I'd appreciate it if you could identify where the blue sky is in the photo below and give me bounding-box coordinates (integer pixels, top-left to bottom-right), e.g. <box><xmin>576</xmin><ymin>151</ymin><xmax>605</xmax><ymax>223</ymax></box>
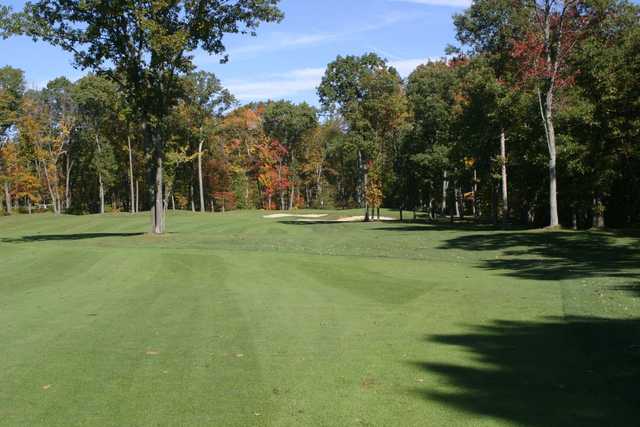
<box><xmin>0</xmin><ymin>0</ymin><xmax>470</xmax><ymax>105</ymax></box>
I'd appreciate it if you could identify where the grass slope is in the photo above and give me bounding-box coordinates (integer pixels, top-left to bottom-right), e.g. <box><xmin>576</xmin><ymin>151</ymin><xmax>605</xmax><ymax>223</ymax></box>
<box><xmin>1</xmin><ymin>210</ymin><xmax>639</xmax><ymax>426</ymax></box>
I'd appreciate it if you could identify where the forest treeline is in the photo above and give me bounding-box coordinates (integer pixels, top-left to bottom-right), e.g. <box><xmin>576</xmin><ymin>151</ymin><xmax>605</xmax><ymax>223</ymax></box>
<box><xmin>0</xmin><ymin>0</ymin><xmax>639</xmax><ymax>229</ymax></box>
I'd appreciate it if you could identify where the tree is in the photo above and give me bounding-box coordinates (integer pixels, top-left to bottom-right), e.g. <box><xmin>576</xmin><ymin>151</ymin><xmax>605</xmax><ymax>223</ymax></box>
<box><xmin>262</xmin><ymin>101</ymin><xmax>317</xmax><ymax>209</ymax></box>
<box><xmin>0</xmin><ymin>66</ymin><xmax>25</xmax><ymax>214</ymax></box>
<box><xmin>17</xmin><ymin>0</ymin><xmax>283</xmax><ymax>233</ymax></box>
<box><xmin>179</xmin><ymin>71</ymin><xmax>235</xmax><ymax>213</ymax></box>
<box><xmin>73</xmin><ymin>75</ymin><xmax>121</xmax><ymax>213</ymax></box>
<box><xmin>319</xmin><ymin>53</ymin><xmax>408</xmax><ymax>219</ymax></box>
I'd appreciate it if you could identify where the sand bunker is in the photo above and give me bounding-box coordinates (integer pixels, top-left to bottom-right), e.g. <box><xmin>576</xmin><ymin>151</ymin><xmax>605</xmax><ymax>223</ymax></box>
<box><xmin>295</xmin><ymin>215</ymin><xmax>396</xmax><ymax>223</ymax></box>
<box><xmin>263</xmin><ymin>213</ymin><xmax>329</xmax><ymax>219</ymax></box>
<box><xmin>336</xmin><ymin>216</ymin><xmax>395</xmax><ymax>222</ymax></box>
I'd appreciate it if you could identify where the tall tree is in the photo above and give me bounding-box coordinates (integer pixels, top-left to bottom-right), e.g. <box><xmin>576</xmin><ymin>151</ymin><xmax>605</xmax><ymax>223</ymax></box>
<box><xmin>262</xmin><ymin>100</ymin><xmax>318</xmax><ymax>209</ymax></box>
<box><xmin>0</xmin><ymin>66</ymin><xmax>25</xmax><ymax>214</ymax></box>
<box><xmin>16</xmin><ymin>0</ymin><xmax>283</xmax><ymax>233</ymax></box>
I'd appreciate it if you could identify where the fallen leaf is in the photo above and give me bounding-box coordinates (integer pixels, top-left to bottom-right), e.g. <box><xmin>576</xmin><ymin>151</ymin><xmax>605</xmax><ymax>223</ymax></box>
<box><xmin>146</xmin><ymin>350</ymin><xmax>160</xmax><ymax>356</ymax></box>
<box><xmin>42</xmin><ymin>384</ymin><xmax>52</xmax><ymax>390</ymax></box>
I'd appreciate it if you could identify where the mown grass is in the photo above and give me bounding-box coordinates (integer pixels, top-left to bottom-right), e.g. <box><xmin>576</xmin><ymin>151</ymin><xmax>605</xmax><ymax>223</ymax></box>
<box><xmin>1</xmin><ymin>210</ymin><xmax>639</xmax><ymax>426</ymax></box>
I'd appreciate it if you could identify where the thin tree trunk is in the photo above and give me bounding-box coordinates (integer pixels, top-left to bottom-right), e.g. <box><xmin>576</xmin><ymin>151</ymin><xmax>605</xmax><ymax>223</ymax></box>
<box><xmin>442</xmin><ymin>171</ymin><xmax>448</xmax><ymax>214</ymax></box>
<box><xmin>592</xmin><ymin>196</ymin><xmax>605</xmax><ymax>228</ymax></box>
<box><xmin>98</xmin><ymin>172</ymin><xmax>105</xmax><ymax>214</ymax></box>
<box><xmin>27</xmin><ymin>197</ymin><xmax>32</xmax><ymax>214</ymax></box>
<box><xmin>198</xmin><ymin>140</ymin><xmax>205</xmax><ymax>213</ymax></box>
<box><xmin>65</xmin><ymin>155</ymin><xmax>72</xmax><ymax>210</ymax></box>
<box><xmin>545</xmin><ymin>94</ymin><xmax>559</xmax><ymax>227</ymax></box>
<box><xmin>136</xmin><ymin>180</ymin><xmax>140</xmax><ymax>213</ymax></box>
<box><xmin>3</xmin><ymin>181</ymin><xmax>11</xmax><ymax>215</ymax></box>
<box><xmin>363</xmin><ymin>169</ymin><xmax>370</xmax><ymax>222</ymax></box>
<box><xmin>151</xmin><ymin>146</ymin><xmax>164</xmax><ymax>235</ymax></box>
<box><xmin>472</xmin><ymin>168</ymin><xmax>478</xmax><ymax>218</ymax></box>
<box><xmin>41</xmin><ymin>161</ymin><xmax>59</xmax><ymax>214</ymax></box>
<box><xmin>128</xmin><ymin>135</ymin><xmax>135</xmax><ymax>213</ymax></box>
<box><xmin>500</xmin><ymin>130</ymin><xmax>508</xmax><ymax>221</ymax></box>
<box><xmin>96</xmin><ymin>135</ymin><xmax>105</xmax><ymax>214</ymax></box>
<box><xmin>190</xmin><ymin>185</ymin><xmax>196</xmax><ymax>213</ymax></box>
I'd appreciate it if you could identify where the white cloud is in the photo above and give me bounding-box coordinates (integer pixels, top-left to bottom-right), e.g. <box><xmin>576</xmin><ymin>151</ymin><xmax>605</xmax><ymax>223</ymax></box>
<box><xmin>389</xmin><ymin>57</ymin><xmax>439</xmax><ymax>76</ymax></box>
<box><xmin>195</xmin><ymin>11</ymin><xmax>425</xmax><ymax>64</ymax></box>
<box><xmin>224</xmin><ymin>58</ymin><xmax>437</xmax><ymax>102</ymax></box>
<box><xmin>392</xmin><ymin>0</ymin><xmax>472</xmax><ymax>7</ymax></box>
<box><xmin>224</xmin><ymin>67</ymin><xmax>325</xmax><ymax>101</ymax></box>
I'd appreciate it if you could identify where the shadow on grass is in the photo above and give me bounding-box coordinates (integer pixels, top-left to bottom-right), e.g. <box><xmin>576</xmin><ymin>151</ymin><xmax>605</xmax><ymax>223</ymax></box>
<box><xmin>414</xmin><ymin>316</ymin><xmax>640</xmax><ymax>426</ymax></box>
<box><xmin>1</xmin><ymin>232</ymin><xmax>145</xmax><ymax>243</ymax></box>
<box><xmin>437</xmin><ymin>231</ymin><xmax>640</xmax><ymax>281</ymax></box>
<box><xmin>611</xmin><ymin>282</ymin><xmax>640</xmax><ymax>297</ymax></box>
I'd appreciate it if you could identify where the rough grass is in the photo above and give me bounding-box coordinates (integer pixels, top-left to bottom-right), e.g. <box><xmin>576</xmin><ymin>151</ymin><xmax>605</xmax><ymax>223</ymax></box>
<box><xmin>1</xmin><ymin>210</ymin><xmax>639</xmax><ymax>426</ymax></box>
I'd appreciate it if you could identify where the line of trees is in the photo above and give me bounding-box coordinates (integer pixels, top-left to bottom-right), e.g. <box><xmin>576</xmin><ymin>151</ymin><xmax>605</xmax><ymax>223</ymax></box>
<box><xmin>1</xmin><ymin>0</ymin><xmax>639</xmax><ymax>230</ymax></box>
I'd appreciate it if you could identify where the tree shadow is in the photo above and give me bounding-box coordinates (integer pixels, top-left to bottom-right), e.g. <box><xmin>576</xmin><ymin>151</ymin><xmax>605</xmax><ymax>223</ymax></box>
<box><xmin>1</xmin><ymin>232</ymin><xmax>145</xmax><ymax>243</ymax></box>
<box><xmin>611</xmin><ymin>282</ymin><xmax>640</xmax><ymax>297</ymax></box>
<box><xmin>413</xmin><ymin>316</ymin><xmax>640</xmax><ymax>426</ymax></box>
<box><xmin>438</xmin><ymin>231</ymin><xmax>640</xmax><ymax>280</ymax></box>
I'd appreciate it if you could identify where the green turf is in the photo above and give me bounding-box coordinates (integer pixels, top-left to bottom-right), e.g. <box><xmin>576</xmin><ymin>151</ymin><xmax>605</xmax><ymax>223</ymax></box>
<box><xmin>1</xmin><ymin>210</ymin><xmax>639</xmax><ymax>426</ymax></box>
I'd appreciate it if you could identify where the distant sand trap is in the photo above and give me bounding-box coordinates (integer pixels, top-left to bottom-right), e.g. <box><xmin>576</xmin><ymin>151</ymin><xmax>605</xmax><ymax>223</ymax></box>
<box><xmin>296</xmin><ymin>215</ymin><xmax>396</xmax><ymax>223</ymax></box>
<box><xmin>263</xmin><ymin>213</ymin><xmax>329</xmax><ymax>219</ymax></box>
<box><xmin>336</xmin><ymin>216</ymin><xmax>395</xmax><ymax>222</ymax></box>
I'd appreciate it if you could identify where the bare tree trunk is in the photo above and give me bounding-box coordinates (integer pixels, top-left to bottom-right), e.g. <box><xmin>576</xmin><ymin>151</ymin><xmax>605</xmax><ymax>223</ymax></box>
<box><xmin>190</xmin><ymin>185</ymin><xmax>196</xmax><ymax>212</ymax></box>
<box><xmin>544</xmin><ymin>91</ymin><xmax>559</xmax><ymax>227</ymax></box>
<box><xmin>27</xmin><ymin>197</ymin><xmax>32</xmax><ymax>214</ymax></box>
<box><xmin>96</xmin><ymin>135</ymin><xmax>105</xmax><ymax>214</ymax></box>
<box><xmin>98</xmin><ymin>172</ymin><xmax>105</xmax><ymax>214</ymax></box>
<box><xmin>289</xmin><ymin>185</ymin><xmax>295</xmax><ymax>210</ymax></box>
<box><xmin>128</xmin><ymin>135</ymin><xmax>135</xmax><ymax>213</ymax></box>
<box><xmin>65</xmin><ymin>155</ymin><xmax>73</xmax><ymax>210</ymax></box>
<box><xmin>3</xmin><ymin>181</ymin><xmax>11</xmax><ymax>215</ymax></box>
<box><xmin>442</xmin><ymin>171</ymin><xmax>448</xmax><ymax>214</ymax></box>
<box><xmin>363</xmin><ymin>170</ymin><xmax>370</xmax><ymax>222</ymax></box>
<box><xmin>592</xmin><ymin>196</ymin><xmax>605</xmax><ymax>228</ymax></box>
<box><xmin>198</xmin><ymin>140</ymin><xmax>205</xmax><ymax>213</ymax></box>
<box><xmin>41</xmin><ymin>161</ymin><xmax>59</xmax><ymax>214</ymax></box>
<box><xmin>472</xmin><ymin>168</ymin><xmax>478</xmax><ymax>218</ymax></box>
<box><xmin>151</xmin><ymin>148</ymin><xmax>164</xmax><ymax>235</ymax></box>
<box><xmin>500</xmin><ymin>130</ymin><xmax>508</xmax><ymax>221</ymax></box>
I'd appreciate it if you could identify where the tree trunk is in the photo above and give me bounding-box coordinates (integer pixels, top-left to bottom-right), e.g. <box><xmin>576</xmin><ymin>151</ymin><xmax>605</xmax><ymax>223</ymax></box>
<box><xmin>500</xmin><ymin>130</ymin><xmax>508</xmax><ymax>222</ymax></box>
<box><xmin>539</xmin><ymin>4</ymin><xmax>560</xmax><ymax>228</ymax></box>
<box><xmin>41</xmin><ymin>161</ymin><xmax>59</xmax><ymax>214</ymax></box>
<box><xmin>96</xmin><ymin>135</ymin><xmax>105</xmax><ymax>214</ymax></box>
<box><xmin>546</xmin><ymin>98</ymin><xmax>559</xmax><ymax>227</ymax></box>
<box><xmin>592</xmin><ymin>196</ymin><xmax>605</xmax><ymax>228</ymax></box>
<box><xmin>3</xmin><ymin>181</ymin><xmax>11</xmax><ymax>215</ymax></box>
<box><xmin>363</xmin><ymin>170</ymin><xmax>370</xmax><ymax>222</ymax></box>
<box><xmin>128</xmin><ymin>135</ymin><xmax>135</xmax><ymax>213</ymax></box>
<box><xmin>198</xmin><ymin>140</ymin><xmax>205</xmax><ymax>213</ymax></box>
<box><xmin>136</xmin><ymin>180</ymin><xmax>140</xmax><ymax>213</ymax></box>
<box><xmin>65</xmin><ymin>155</ymin><xmax>72</xmax><ymax>210</ymax></box>
<box><xmin>289</xmin><ymin>185</ymin><xmax>295</xmax><ymax>210</ymax></box>
<box><xmin>190</xmin><ymin>185</ymin><xmax>196</xmax><ymax>213</ymax></box>
<box><xmin>442</xmin><ymin>171</ymin><xmax>448</xmax><ymax>215</ymax></box>
<box><xmin>472</xmin><ymin>168</ymin><xmax>478</xmax><ymax>218</ymax></box>
<box><xmin>151</xmin><ymin>147</ymin><xmax>165</xmax><ymax>235</ymax></box>
<box><xmin>27</xmin><ymin>197</ymin><xmax>32</xmax><ymax>214</ymax></box>
<box><xmin>98</xmin><ymin>172</ymin><xmax>105</xmax><ymax>214</ymax></box>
